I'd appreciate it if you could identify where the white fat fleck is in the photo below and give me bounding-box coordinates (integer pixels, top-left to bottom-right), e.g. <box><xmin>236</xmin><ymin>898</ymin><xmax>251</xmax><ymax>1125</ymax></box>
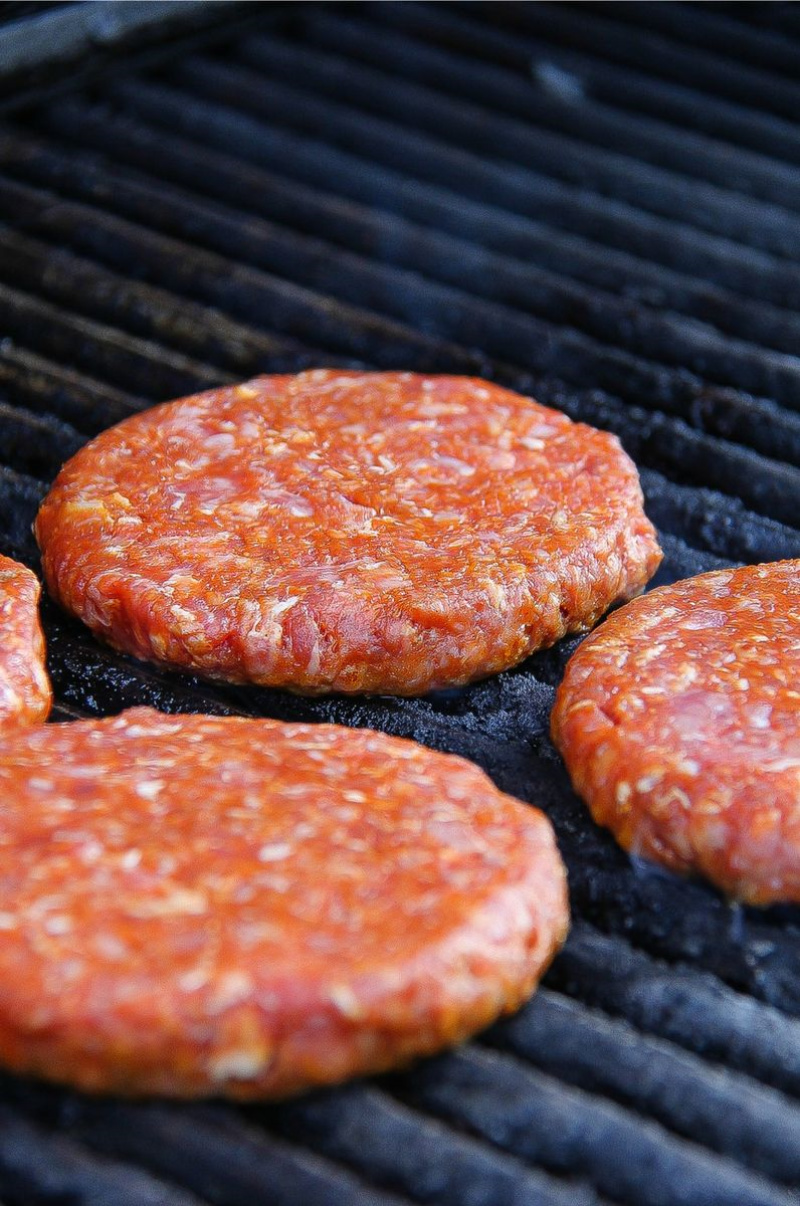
<box><xmin>170</xmin><ymin>604</ymin><xmax>200</xmax><ymax>628</ymax></box>
<box><xmin>258</xmin><ymin>842</ymin><xmax>293</xmax><ymax>863</ymax></box>
<box><xmin>179</xmin><ymin>967</ymin><xmax>211</xmax><ymax>992</ymax></box>
<box><xmin>43</xmin><ymin>915</ymin><xmax>72</xmax><ymax>936</ymax></box>
<box><xmin>128</xmin><ymin>889</ymin><xmax>207</xmax><ymax>917</ymax></box>
<box><xmin>120</xmin><ymin>849</ymin><xmax>142</xmax><ymax>869</ymax></box>
<box><xmin>209</xmin><ymin>1049</ymin><xmax>270</xmax><ymax>1082</ymax></box>
<box><xmin>748</xmin><ymin>704</ymin><xmax>772</xmax><ymax>730</ymax></box>
<box><xmin>635</xmin><ymin>773</ymin><xmax>664</xmax><ymax>793</ymax></box>
<box><xmin>661</xmin><ymin>787</ymin><xmax>692</xmax><ymax>810</ymax></box>
<box><xmin>416</xmin><ymin>402</ymin><xmax>468</xmax><ymax>418</ymax></box>
<box><xmin>306</xmin><ymin>639</ymin><xmax>321</xmax><ymax>678</ymax></box>
<box><xmin>615</xmin><ymin>782</ymin><xmax>631</xmax><ymax>805</ymax></box>
<box><xmin>329</xmin><ymin>983</ymin><xmax>366</xmax><ymax>1020</ymax></box>
<box><xmin>135</xmin><ymin>781</ymin><xmax>164</xmax><ymax>801</ymax></box>
<box><xmin>209</xmin><ymin>971</ymin><xmax>254</xmax><ymax>1011</ymax></box>
<box><xmin>519</xmin><ymin>436</ymin><xmax>546</xmax><ymax>451</ymax></box>
<box><xmin>485</xmin><ymin>580</ymin><xmax>507</xmax><ymax>609</ymax></box>
<box><xmin>0</xmin><ymin>913</ymin><xmax>17</xmax><ymax>930</ymax></box>
<box><xmin>270</xmin><ymin>597</ymin><xmax>300</xmax><ymax>618</ymax></box>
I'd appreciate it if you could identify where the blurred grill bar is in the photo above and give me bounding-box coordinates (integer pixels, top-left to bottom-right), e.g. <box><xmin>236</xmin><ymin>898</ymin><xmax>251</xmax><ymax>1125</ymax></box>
<box><xmin>2</xmin><ymin>4</ymin><xmax>800</xmax><ymax>1205</ymax></box>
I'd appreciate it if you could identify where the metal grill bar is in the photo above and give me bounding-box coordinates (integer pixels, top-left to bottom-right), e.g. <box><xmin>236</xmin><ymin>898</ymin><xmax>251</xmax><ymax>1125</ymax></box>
<box><xmin>0</xmin><ymin>1083</ymin><xmax>425</xmax><ymax>1206</ymax></box>
<box><xmin>0</xmin><ymin>1106</ymin><xmax>207</xmax><ymax>1206</ymax></box>
<box><xmin>6</xmin><ymin>123</ymin><xmax>800</xmax><ymax>436</ymax></box>
<box><xmin>28</xmin><ymin>95</ymin><xmax>800</xmax><ymax>355</ymax></box>
<box><xmin>234</xmin><ymin>27</ymin><xmax>800</xmax><ymax>257</ymax></box>
<box><xmin>125</xmin><ymin>67</ymin><xmax>800</xmax><ymax>302</ymax></box>
<box><xmin>316</xmin><ymin>7</ymin><xmax>800</xmax><ymax>210</ymax></box>
<box><xmin>583</xmin><ymin>2</ymin><xmax>800</xmax><ymax>76</ymax></box>
<box><xmin>547</xmin><ymin>925</ymin><xmax>800</xmax><ymax>1091</ymax></box>
<box><xmin>260</xmin><ymin>1083</ymin><xmax>609</xmax><ymax>1206</ymax></box>
<box><xmin>391</xmin><ymin>1047</ymin><xmax>794</xmax><ymax>1206</ymax></box>
<box><xmin>392</xmin><ymin>4</ymin><xmax>800</xmax><ymax>165</ymax></box>
<box><xmin>476</xmin><ymin>1</ymin><xmax>800</xmax><ymax>119</ymax></box>
<box><xmin>0</xmin><ymin>281</ymin><xmax>227</xmax><ymax>400</ymax></box>
<box><xmin>0</xmin><ymin>343</ymin><xmax>142</xmax><ymax>430</ymax></box>
<box><xmin>0</xmin><ymin>226</ymin><xmax>311</xmax><ymax>385</ymax></box>
<box><xmin>488</xmin><ymin>990</ymin><xmax>800</xmax><ymax>1185</ymax></box>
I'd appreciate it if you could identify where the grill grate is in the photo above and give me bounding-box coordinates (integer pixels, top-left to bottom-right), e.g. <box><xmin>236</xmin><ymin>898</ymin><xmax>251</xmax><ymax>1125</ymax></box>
<box><xmin>2</xmin><ymin>3</ymin><xmax>800</xmax><ymax>1203</ymax></box>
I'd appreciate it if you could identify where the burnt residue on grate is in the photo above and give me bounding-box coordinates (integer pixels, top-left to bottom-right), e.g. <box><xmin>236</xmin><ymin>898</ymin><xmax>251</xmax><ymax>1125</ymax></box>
<box><xmin>2</xmin><ymin>3</ymin><xmax>800</xmax><ymax>1204</ymax></box>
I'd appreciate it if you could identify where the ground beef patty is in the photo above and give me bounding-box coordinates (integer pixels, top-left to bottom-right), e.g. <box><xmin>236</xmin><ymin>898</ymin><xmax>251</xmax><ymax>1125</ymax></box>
<box><xmin>0</xmin><ymin>554</ymin><xmax>51</xmax><ymax>728</ymax></box>
<box><xmin>35</xmin><ymin>371</ymin><xmax>661</xmax><ymax>695</ymax></box>
<box><xmin>552</xmin><ymin>560</ymin><xmax>800</xmax><ymax>905</ymax></box>
<box><xmin>0</xmin><ymin>707</ymin><xmax>568</xmax><ymax>1098</ymax></box>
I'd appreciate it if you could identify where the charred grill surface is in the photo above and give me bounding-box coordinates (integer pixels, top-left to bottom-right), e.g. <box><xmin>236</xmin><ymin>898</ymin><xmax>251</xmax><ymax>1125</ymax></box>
<box><xmin>1</xmin><ymin>3</ymin><xmax>800</xmax><ymax>1204</ymax></box>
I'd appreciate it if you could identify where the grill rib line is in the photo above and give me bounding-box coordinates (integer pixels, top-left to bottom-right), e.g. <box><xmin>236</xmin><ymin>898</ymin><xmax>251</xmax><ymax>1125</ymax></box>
<box><xmin>0</xmin><ymin>280</ymin><xmax>230</xmax><ymax>401</ymax></box>
<box><xmin>391</xmin><ymin>1046</ymin><xmax>795</xmax><ymax>1206</ymax></box>
<box><xmin>583</xmin><ymin>2</ymin><xmax>800</xmax><ymax>77</ymax></box>
<box><xmin>0</xmin><ymin>1085</ymin><xmax>416</xmax><ymax>1206</ymax></box>
<box><xmin>305</xmin><ymin>8</ymin><xmax>800</xmax><ymax>213</ymax></box>
<box><xmin>27</xmin><ymin>99</ymin><xmax>800</xmax><ymax>351</ymax></box>
<box><xmin>236</xmin><ymin>23</ymin><xmax>800</xmax><ymax>255</ymax></box>
<box><xmin>0</xmin><ymin>341</ymin><xmax>142</xmax><ymax>431</ymax></box>
<box><xmin>547</xmin><ymin>925</ymin><xmax>800</xmax><ymax>1095</ymax></box>
<box><xmin>489</xmin><ymin>988</ymin><xmax>800</xmax><ymax>1186</ymax></box>
<box><xmin>261</xmin><ymin>1083</ymin><xmax>606</xmax><ymax>1206</ymax></box>
<box><xmin>117</xmin><ymin>67</ymin><xmax>800</xmax><ymax>308</ymax></box>
<box><xmin>0</xmin><ymin>226</ymin><xmax>318</xmax><ymax>387</ymax></box>
<box><xmin>0</xmin><ymin>1105</ymin><xmax>208</xmax><ymax>1206</ymax></box>
<box><xmin>6</xmin><ymin>122</ymin><xmax>800</xmax><ymax>428</ymax></box>
<box><xmin>386</xmin><ymin>4</ymin><xmax>800</xmax><ymax>167</ymax></box>
<box><xmin>0</xmin><ymin>398</ymin><xmax>83</xmax><ymax>478</ymax></box>
<box><xmin>478</xmin><ymin>1</ymin><xmax>800</xmax><ymax>120</ymax></box>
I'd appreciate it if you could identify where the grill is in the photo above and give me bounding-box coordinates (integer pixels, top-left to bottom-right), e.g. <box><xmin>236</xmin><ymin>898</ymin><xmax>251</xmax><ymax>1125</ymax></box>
<box><xmin>1</xmin><ymin>2</ymin><xmax>800</xmax><ymax>1203</ymax></box>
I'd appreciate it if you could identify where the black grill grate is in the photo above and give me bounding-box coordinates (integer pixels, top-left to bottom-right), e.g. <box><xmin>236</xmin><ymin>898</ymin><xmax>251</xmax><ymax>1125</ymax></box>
<box><xmin>2</xmin><ymin>3</ymin><xmax>800</xmax><ymax>1203</ymax></box>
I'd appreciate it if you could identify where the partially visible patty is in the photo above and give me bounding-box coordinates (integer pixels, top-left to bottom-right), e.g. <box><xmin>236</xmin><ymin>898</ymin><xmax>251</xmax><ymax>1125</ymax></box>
<box><xmin>552</xmin><ymin>560</ymin><xmax>800</xmax><ymax>905</ymax></box>
<box><xmin>35</xmin><ymin>371</ymin><xmax>661</xmax><ymax>695</ymax></box>
<box><xmin>0</xmin><ymin>707</ymin><xmax>568</xmax><ymax>1098</ymax></box>
<box><xmin>0</xmin><ymin>554</ymin><xmax>51</xmax><ymax>728</ymax></box>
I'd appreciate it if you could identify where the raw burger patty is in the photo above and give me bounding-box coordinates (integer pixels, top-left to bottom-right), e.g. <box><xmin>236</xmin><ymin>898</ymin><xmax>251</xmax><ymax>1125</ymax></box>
<box><xmin>0</xmin><ymin>554</ymin><xmax>51</xmax><ymax>727</ymax></box>
<box><xmin>551</xmin><ymin>560</ymin><xmax>800</xmax><ymax>905</ymax></box>
<box><xmin>0</xmin><ymin>707</ymin><xmax>568</xmax><ymax>1098</ymax></box>
<box><xmin>35</xmin><ymin>371</ymin><xmax>661</xmax><ymax>694</ymax></box>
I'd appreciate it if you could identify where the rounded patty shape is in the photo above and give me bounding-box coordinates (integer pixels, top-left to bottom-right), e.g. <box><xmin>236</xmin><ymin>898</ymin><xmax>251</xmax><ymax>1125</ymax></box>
<box><xmin>0</xmin><ymin>554</ymin><xmax>51</xmax><ymax>728</ymax></box>
<box><xmin>551</xmin><ymin>561</ymin><xmax>800</xmax><ymax>905</ymax></box>
<box><xmin>0</xmin><ymin>707</ymin><xmax>568</xmax><ymax>1098</ymax></box>
<box><xmin>35</xmin><ymin>371</ymin><xmax>661</xmax><ymax>695</ymax></box>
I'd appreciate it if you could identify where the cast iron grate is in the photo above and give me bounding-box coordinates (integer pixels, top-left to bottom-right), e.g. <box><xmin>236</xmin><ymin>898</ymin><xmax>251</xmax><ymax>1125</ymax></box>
<box><xmin>1</xmin><ymin>3</ymin><xmax>800</xmax><ymax>1203</ymax></box>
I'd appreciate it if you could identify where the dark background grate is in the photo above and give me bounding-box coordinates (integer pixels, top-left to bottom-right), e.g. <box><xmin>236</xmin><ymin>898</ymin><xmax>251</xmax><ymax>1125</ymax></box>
<box><xmin>1</xmin><ymin>2</ymin><xmax>800</xmax><ymax>1203</ymax></box>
